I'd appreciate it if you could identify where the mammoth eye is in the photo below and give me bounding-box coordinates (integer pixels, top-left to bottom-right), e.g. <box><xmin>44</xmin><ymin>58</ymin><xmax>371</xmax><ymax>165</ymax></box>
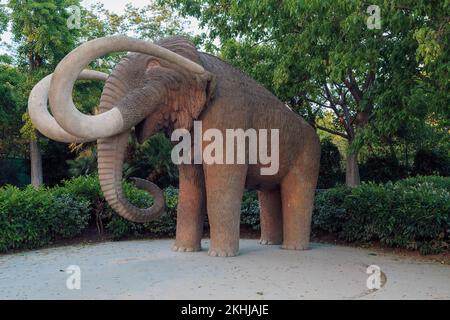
<box><xmin>146</xmin><ymin>59</ymin><xmax>160</xmax><ymax>71</ymax></box>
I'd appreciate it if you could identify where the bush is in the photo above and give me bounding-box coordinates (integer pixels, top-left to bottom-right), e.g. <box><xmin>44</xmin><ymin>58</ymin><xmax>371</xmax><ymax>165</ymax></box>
<box><xmin>106</xmin><ymin>186</ymin><xmax>262</xmax><ymax>239</ymax></box>
<box><xmin>397</xmin><ymin>175</ymin><xmax>450</xmax><ymax>190</ymax></box>
<box><xmin>52</xmin><ymin>175</ymin><xmax>262</xmax><ymax>240</ymax></box>
<box><xmin>55</xmin><ymin>175</ymin><xmax>103</xmax><ymax>204</ymax></box>
<box><xmin>313</xmin><ymin>186</ymin><xmax>351</xmax><ymax>234</ymax></box>
<box><xmin>240</xmin><ymin>191</ymin><xmax>260</xmax><ymax>230</ymax></box>
<box><xmin>0</xmin><ymin>186</ymin><xmax>89</xmax><ymax>252</ymax></box>
<box><xmin>55</xmin><ymin>175</ymin><xmax>178</xmax><ymax>240</ymax></box>
<box><xmin>313</xmin><ymin>176</ymin><xmax>450</xmax><ymax>254</ymax></box>
<box><xmin>54</xmin><ymin>175</ymin><xmax>109</xmax><ymax>228</ymax></box>
<box><xmin>1</xmin><ymin>175</ymin><xmax>448</xmax><ymax>255</ymax></box>
<box><xmin>105</xmin><ymin>186</ymin><xmax>178</xmax><ymax>240</ymax></box>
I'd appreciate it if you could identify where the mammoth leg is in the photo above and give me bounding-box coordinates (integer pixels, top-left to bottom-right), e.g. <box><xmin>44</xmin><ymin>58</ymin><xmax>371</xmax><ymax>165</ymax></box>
<box><xmin>204</xmin><ymin>164</ymin><xmax>247</xmax><ymax>257</ymax></box>
<box><xmin>258</xmin><ymin>189</ymin><xmax>283</xmax><ymax>245</ymax></box>
<box><xmin>280</xmin><ymin>144</ymin><xmax>320</xmax><ymax>250</ymax></box>
<box><xmin>173</xmin><ymin>164</ymin><xmax>206</xmax><ymax>252</ymax></box>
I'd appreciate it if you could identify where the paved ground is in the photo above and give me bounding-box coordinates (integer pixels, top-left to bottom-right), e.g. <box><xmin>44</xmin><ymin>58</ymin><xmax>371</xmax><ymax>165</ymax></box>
<box><xmin>0</xmin><ymin>239</ymin><xmax>449</xmax><ymax>300</ymax></box>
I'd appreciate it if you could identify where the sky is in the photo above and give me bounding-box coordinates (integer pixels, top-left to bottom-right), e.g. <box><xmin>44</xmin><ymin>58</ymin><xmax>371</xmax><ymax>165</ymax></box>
<box><xmin>0</xmin><ymin>0</ymin><xmax>203</xmax><ymax>55</ymax></box>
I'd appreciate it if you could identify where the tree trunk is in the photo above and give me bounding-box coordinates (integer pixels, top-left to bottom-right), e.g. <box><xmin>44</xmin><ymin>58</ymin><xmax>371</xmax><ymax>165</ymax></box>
<box><xmin>30</xmin><ymin>134</ymin><xmax>43</xmax><ymax>188</ymax></box>
<box><xmin>28</xmin><ymin>55</ymin><xmax>44</xmax><ymax>188</ymax></box>
<box><xmin>346</xmin><ymin>151</ymin><xmax>360</xmax><ymax>187</ymax></box>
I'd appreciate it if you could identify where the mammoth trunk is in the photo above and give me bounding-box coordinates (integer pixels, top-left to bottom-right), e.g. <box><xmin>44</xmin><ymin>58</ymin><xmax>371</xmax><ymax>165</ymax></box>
<box><xmin>96</xmin><ymin>67</ymin><xmax>165</xmax><ymax>223</ymax></box>
<box><xmin>97</xmin><ymin>133</ymin><xmax>165</xmax><ymax>223</ymax></box>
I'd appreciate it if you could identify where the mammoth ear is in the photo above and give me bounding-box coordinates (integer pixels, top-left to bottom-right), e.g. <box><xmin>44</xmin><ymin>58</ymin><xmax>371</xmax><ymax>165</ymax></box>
<box><xmin>146</xmin><ymin>59</ymin><xmax>160</xmax><ymax>71</ymax></box>
<box><xmin>178</xmin><ymin>70</ymin><xmax>216</xmax><ymax>131</ymax></box>
<box><xmin>135</xmin><ymin>119</ymin><xmax>153</xmax><ymax>145</ymax></box>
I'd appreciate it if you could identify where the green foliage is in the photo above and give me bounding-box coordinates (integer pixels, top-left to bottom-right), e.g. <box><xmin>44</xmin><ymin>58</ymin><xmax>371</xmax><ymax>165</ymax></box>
<box><xmin>318</xmin><ymin>139</ymin><xmax>344</xmax><ymax>189</ymax></box>
<box><xmin>46</xmin><ymin>194</ymin><xmax>90</xmax><ymax>239</ymax></box>
<box><xmin>169</xmin><ymin>0</ymin><xmax>449</xmax><ymax>186</ymax></box>
<box><xmin>5</xmin><ymin>0</ymin><xmax>102</xmax><ymax>188</ymax></box>
<box><xmin>313</xmin><ymin>186</ymin><xmax>352</xmax><ymax>234</ymax></box>
<box><xmin>240</xmin><ymin>191</ymin><xmax>260</xmax><ymax>230</ymax></box>
<box><xmin>0</xmin><ymin>62</ymin><xmax>27</xmax><ymax>158</ymax></box>
<box><xmin>67</xmin><ymin>134</ymin><xmax>179</xmax><ymax>189</ymax></box>
<box><xmin>8</xmin><ymin>0</ymin><xmax>81</xmax><ymax>69</ymax></box>
<box><xmin>1</xmin><ymin>176</ymin><xmax>448</xmax><ymax>255</ymax></box>
<box><xmin>55</xmin><ymin>175</ymin><xmax>179</xmax><ymax>240</ymax></box>
<box><xmin>82</xmin><ymin>2</ymin><xmax>189</xmax><ymax>40</ymax></box>
<box><xmin>106</xmin><ymin>186</ymin><xmax>179</xmax><ymax>240</ymax></box>
<box><xmin>397</xmin><ymin>175</ymin><xmax>450</xmax><ymax>190</ymax></box>
<box><xmin>0</xmin><ymin>185</ymin><xmax>89</xmax><ymax>252</ymax></box>
<box><xmin>0</xmin><ymin>63</ymin><xmax>25</xmax><ymax>128</ymax></box>
<box><xmin>55</xmin><ymin>175</ymin><xmax>103</xmax><ymax>204</ymax></box>
<box><xmin>129</xmin><ymin>133</ymin><xmax>179</xmax><ymax>188</ymax></box>
<box><xmin>0</xmin><ymin>0</ymin><xmax>198</xmax><ymax>188</ymax></box>
<box><xmin>0</xmin><ymin>5</ymin><xmax>8</xmax><ymax>35</ymax></box>
<box><xmin>67</xmin><ymin>148</ymin><xmax>97</xmax><ymax>177</ymax></box>
<box><xmin>313</xmin><ymin>176</ymin><xmax>450</xmax><ymax>254</ymax></box>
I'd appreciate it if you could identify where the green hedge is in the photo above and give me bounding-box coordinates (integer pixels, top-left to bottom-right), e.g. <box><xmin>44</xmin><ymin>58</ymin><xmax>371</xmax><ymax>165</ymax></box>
<box><xmin>313</xmin><ymin>176</ymin><xmax>450</xmax><ymax>254</ymax></box>
<box><xmin>0</xmin><ymin>175</ymin><xmax>448</xmax><ymax>254</ymax></box>
<box><xmin>0</xmin><ymin>186</ymin><xmax>90</xmax><ymax>252</ymax></box>
<box><xmin>53</xmin><ymin>176</ymin><xmax>179</xmax><ymax>240</ymax></box>
<box><xmin>104</xmin><ymin>186</ymin><xmax>178</xmax><ymax>240</ymax></box>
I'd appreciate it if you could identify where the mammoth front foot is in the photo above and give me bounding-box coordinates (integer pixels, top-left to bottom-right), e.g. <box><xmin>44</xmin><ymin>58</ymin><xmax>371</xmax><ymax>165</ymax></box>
<box><xmin>208</xmin><ymin>248</ymin><xmax>239</xmax><ymax>257</ymax></box>
<box><xmin>172</xmin><ymin>244</ymin><xmax>201</xmax><ymax>253</ymax></box>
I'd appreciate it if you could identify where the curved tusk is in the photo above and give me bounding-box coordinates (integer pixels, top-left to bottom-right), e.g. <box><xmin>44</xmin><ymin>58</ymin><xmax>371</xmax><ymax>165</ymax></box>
<box><xmin>28</xmin><ymin>70</ymin><xmax>108</xmax><ymax>143</ymax></box>
<box><xmin>49</xmin><ymin>35</ymin><xmax>205</xmax><ymax>141</ymax></box>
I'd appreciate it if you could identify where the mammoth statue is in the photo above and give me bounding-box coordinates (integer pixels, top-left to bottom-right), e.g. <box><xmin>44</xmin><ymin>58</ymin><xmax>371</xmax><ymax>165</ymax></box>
<box><xmin>29</xmin><ymin>36</ymin><xmax>320</xmax><ymax>257</ymax></box>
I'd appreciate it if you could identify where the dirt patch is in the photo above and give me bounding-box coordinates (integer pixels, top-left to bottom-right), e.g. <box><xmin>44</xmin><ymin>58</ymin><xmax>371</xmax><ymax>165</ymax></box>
<box><xmin>355</xmin><ymin>242</ymin><xmax>450</xmax><ymax>265</ymax></box>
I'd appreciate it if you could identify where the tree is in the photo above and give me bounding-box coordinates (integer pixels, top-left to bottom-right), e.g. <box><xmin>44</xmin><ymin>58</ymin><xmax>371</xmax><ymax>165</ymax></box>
<box><xmin>1</xmin><ymin>1</ymin><xmax>204</xmax><ymax>187</ymax></box>
<box><xmin>0</xmin><ymin>57</ymin><xmax>27</xmax><ymax>158</ymax></box>
<box><xmin>168</xmin><ymin>0</ymin><xmax>449</xmax><ymax>186</ymax></box>
<box><xmin>80</xmin><ymin>2</ymin><xmax>189</xmax><ymax>41</ymax></box>
<box><xmin>0</xmin><ymin>5</ymin><xmax>8</xmax><ymax>34</ymax></box>
<box><xmin>7</xmin><ymin>0</ymin><xmax>81</xmax><ymax>187</ymax></box>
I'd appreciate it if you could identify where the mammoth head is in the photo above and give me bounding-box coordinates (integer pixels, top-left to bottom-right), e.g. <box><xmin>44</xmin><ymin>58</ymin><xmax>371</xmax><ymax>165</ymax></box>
<box><xmin>106</xmin><ymin>37</ymin><xmax>216</xmax><ymax>144</ymax></box>
<box><xmin>28</xmin><ymin>35</ymin><xmax>215</xmax><ymax>223</ymax></box>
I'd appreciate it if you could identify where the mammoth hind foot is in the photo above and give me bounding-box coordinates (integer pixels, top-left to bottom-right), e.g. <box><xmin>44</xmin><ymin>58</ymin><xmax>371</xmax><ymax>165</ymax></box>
<box><xmin>259</xmin><ymin>239</ymin><xmax>282</xmax><ymax>246</ymax></box>
<box><xmin>172</xmin><ymin>244</ymin><xmax>202</xmax><ymax>253</ymax></box>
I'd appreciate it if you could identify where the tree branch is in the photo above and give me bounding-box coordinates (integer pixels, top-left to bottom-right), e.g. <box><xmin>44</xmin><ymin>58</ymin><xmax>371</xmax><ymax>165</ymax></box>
<box><xmin>305</xmin><ymin>97</ymin><xmax>333</xmax><ymax>109</ymax></box>
<box><xmin>363</xmin><ymin>70</ymin><xmax>376</xmax><ymax>92</ymax></box>
<box><xmin>344</xmin><ymin>67</ymin><xmax>363</xmax><ymax>103</ymax></box>
<box><xmin>323</xmin><ymin>83</ymin><xmax>354</xmax><ymax>137</ymax></box>
<box><xmin>316</xmin><ymin>124</ymin><xmax>349</xmax><ymax>140</ymax></box>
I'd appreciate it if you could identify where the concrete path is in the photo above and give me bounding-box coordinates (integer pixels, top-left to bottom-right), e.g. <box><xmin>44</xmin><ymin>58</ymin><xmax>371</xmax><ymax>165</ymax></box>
<box><xmin>0</xmin><ymin>239</ymin><xmax>449</xmax><ymax>300</ymax></box>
